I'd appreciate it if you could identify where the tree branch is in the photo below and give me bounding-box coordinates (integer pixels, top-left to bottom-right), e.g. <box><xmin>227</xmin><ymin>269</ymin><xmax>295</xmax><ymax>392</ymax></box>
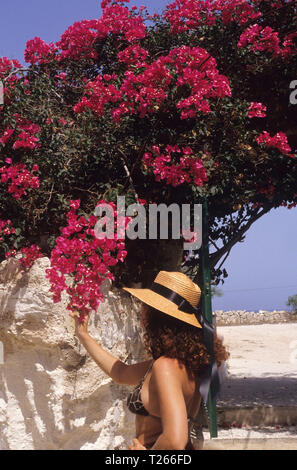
<box><xmin>209</xmin><ymin>204</ymin><xmax>273</xmax><ymax>270</ymax></box>
<box><xmin>3</xmin><ymin>68</ymin><xmax>65</xmax><ymax>104</ymax></box>
<box><xmin>209</xmin><ymin>237</ymin><xmax>220</xmax><ymax>251</ymax></box>
<box><xmin>216</xmin><ymin>247</ymin><xmax>231</xmax><ymax>272</ymax></box>
<box><xmin>3</xmin><ymin>67</ymin><xmax>30</xmax><ymax>82</ymax></box>
<box><xmin>118</xmin><ymin>148</ymin><xmax>140</xmax><ymax>202</ymax></box>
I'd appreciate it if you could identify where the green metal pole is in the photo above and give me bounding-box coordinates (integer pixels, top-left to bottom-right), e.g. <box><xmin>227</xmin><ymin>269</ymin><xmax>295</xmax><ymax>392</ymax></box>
<box><xmin>200</xmin><ymin>197</ymin><xmax>218</xmax><ymax>438</ymax></box>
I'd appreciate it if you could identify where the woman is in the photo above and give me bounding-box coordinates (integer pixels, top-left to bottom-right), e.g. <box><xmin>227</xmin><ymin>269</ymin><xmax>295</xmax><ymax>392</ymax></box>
<box><xmin>70</xmin><ymin>271</ymin><xmax>229</xmax><ymax>450</ymax></box>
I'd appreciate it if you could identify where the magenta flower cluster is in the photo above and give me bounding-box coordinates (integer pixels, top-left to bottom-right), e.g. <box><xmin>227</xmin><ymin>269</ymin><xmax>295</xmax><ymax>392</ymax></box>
<box><xmin>257</xmin><ymin>131</ymin><xmax>293</xmax><ymax>156</ymax></box>
<box><xmin>45</xmin><ymin>199</ymin><xmax>129</xmax><ymax>320</ymax></box>
<box><xmin>74</xmin><ymin>45</ymin><xmax>231</xmax><ymax>121</ymax></box>
<box><xmin>0</xmin><ymin>161</ymin><xmax>39</xmax><ymax>199</ymax></box>
<box><xmin>143</xmin><ymin>145</ymin><xmax>208</xmax><ymax>187</ymax></box>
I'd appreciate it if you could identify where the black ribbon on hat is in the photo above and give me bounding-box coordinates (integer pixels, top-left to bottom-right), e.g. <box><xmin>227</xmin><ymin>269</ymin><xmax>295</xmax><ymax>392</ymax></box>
<box><xmin>150</xmin><ymin>281</ymin><xmax>220</xmax><ymax>405</ymax></box>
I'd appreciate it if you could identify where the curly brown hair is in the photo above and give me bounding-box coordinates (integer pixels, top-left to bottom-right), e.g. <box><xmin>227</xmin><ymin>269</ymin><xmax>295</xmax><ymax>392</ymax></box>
<box><xmin>142</xmin><ymin>305</ymin><xmax>229</xmax><ymax>376</ymax></box>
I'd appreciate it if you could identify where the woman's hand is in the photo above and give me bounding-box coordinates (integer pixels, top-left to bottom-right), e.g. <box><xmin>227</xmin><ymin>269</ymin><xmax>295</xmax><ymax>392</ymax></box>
<box><xmin>128</xmin><ymin>438</ymin><xmax>147</xmax><ymax>451</ymax></box>
<box><xmin>69</xmin><ymin>310</ymin><xmax>90</xmax><ymax>339</ymax></box>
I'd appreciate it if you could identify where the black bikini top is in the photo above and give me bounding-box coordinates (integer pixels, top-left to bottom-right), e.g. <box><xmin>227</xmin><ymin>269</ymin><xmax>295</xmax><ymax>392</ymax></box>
<box><xmin>127</xmin><ymin>360</ymin><xmax>154</xmax><ymax>416</ymax></box>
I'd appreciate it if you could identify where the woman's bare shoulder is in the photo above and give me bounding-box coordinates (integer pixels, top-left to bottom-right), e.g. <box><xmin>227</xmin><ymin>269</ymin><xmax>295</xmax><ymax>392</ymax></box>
<box><xmin>152</xmin><ymin>356</ymin><xmax>185</xmax><ymax>378</ymax></box>
<box><xmin>152</xmin><ymin>357</ymin><xmax>196</xmax><ymax>394</ymax></box>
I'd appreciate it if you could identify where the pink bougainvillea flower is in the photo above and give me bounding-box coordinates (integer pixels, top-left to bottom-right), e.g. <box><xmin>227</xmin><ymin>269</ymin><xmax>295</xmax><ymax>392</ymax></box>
<box><xmin>0</xmin><ymin>128</ymin><xmax>14</xmax><ymax>145</ymax></box>
<box><xmin>238</xmin><ymin>24</ymin><xmax>281</xmax><ymax>56</ymax></box>
<box><xmin>0</xmin><ymin>56</ymin><xmax>21</xmax><ymax>78</ymax></box>
<box><xmin>24</xmin><ymin>37</ymin><xmax>57</xmax><ymax>65</ymax></box>
<box><xmin>18</xmin><ymin>244</ymin><xmax>44</xmax><ymax>269</ymax></box>
<box><xmin>45</xmin><ymin>199</ymin><xmax>129</xmax><ymax>320</ymax></box>
<box><xmin>143</xmin><ymin>144</ymin><xmax>208</xmax><ymax>187</ymax></box>
<box><xmin>74</xmin><ymin>45</ymin><xmax>231</xmax><ymax>123</ymax></box>
<box><xmin>248</xmin><ymin>102</ymin><xmax>267</xmax><ymax>118</ymax></box>
<box><xmin>0</xmin><ymin>162</ymin><xmax>40</xmax><ymax>199</ymax></box>
<box><xmin>257</xmin><ymin>131</ymin><xmax>292</xmax><ymax>155</ymax></box>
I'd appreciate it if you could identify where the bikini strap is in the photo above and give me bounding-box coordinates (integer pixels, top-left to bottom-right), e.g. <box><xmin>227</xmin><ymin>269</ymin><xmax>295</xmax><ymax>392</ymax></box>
<box><xmin>141</xmin><ymin>359</ymin><xmax>154</xmax><ymax>383</ymax></box>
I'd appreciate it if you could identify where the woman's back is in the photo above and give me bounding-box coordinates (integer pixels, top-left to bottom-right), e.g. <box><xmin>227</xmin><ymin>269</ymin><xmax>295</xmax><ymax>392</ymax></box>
<box><xmin>133</xmin><ymin>357</ymin><xmax>202</xmax><ymax>449</ymax></box>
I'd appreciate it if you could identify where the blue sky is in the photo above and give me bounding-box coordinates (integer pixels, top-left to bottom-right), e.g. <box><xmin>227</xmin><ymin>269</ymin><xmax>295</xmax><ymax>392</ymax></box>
<box><xmin>0</xmin><ymin>0</ymin><xmax>296</xmax><ymax>311</ymax></box>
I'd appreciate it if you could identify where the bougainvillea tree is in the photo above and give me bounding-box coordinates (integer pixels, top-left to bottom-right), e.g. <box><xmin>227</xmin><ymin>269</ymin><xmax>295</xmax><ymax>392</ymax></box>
<box><xmin>0</xmin><ymin>0</ymin><xmax>296</xmax><ymax>317</ymax></box>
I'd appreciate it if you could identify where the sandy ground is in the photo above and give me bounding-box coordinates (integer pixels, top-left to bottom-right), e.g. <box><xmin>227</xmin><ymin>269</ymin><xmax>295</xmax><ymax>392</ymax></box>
<box><xmin>217</xmin><ymin>323</ymin><xmax>297</xmax><ymax>379</ymax></box>
<box><xmin>202</xmin><ymin>323</ymin><xmax>297</xmax><ymax>447</ymax></box>
<box><xmin>216</xmin><ymin>323</ymin><xmax>297</xmax><ymax>407</ymax></box>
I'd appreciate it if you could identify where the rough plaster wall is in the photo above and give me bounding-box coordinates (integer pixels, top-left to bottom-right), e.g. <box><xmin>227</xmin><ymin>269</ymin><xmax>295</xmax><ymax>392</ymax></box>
<box><xmin>0</xmin><ymin>257</ymin><xmax>146</xmax><ymax>450</ymax></box>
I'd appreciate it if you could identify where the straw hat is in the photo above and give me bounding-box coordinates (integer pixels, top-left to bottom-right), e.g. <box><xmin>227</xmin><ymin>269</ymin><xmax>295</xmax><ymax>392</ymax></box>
<box><xmin>123</xmin><ymin>271</ymin><xmax>202</xmax><ymax>329</ymax></box>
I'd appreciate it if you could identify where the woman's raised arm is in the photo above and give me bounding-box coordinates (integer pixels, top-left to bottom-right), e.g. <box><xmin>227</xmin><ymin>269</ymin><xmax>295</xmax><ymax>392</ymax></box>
<box><xmin>70</xmin><ymin>311</ymin><xmax>151</xmax><ymax>385</ymax></box>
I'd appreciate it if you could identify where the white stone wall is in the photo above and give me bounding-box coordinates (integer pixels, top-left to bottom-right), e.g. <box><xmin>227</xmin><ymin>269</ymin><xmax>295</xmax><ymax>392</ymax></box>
<box><xmin>215</xmin><ymin>309</ymin><xmax>297</xmax><ymax>326</ymax></box>
<box><xmin>0</xmin><ymin>257</ymin><xmax>146</xmax><ymax>450</ymax></box>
